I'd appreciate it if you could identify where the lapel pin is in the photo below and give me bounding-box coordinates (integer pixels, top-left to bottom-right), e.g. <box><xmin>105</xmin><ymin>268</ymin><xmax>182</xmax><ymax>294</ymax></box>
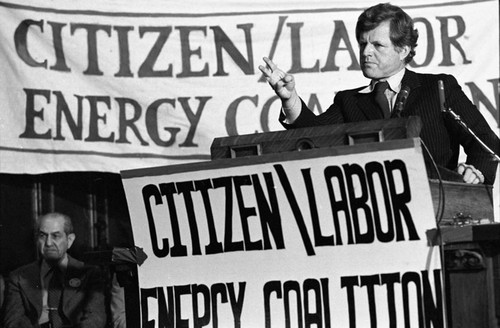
<box><xmin>69</xmin><ymin>278</ymin><xmax>81</xmax><ymax>288</ymax></box>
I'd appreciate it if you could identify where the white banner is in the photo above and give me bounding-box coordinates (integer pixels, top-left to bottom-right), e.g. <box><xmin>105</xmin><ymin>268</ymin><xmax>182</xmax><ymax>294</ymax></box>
<box><xmin>121</xmin><ymin>139</ymin><xmax>443</xmax><ymax>327</ymax></box>
<box><xmin>0</xmin><ymin>0</ymin><xmax>498</xmax><ymax>174</ymax></box>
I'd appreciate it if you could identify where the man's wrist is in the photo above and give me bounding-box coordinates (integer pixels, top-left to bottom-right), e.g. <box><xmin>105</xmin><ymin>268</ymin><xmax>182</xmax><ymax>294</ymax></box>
<box><xmin>282</xmin><ymin>93</ymin><xmax>299</xmax><ymax>110</ymax></box>
<box><xmin>282</xmin><ymin>93</ymin><xmax>301</xmax><ymax>124</ymax></box>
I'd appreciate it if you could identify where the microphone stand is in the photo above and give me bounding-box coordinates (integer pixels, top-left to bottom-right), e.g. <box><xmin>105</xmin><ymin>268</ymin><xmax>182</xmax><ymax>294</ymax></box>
<box><xmin>442</xmin><ymin>107</ymin><xmax>500</xmax><ymax>162</ymax></box>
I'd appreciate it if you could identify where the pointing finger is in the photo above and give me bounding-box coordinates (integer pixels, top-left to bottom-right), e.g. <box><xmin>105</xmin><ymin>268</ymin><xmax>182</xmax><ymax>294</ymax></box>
<box><xmin>262</xmin><ymin>57</ymin><xmax>277</xmax><ymax>71</ymax></box>
<box><xmin>258</xmin><ymin>65</ymin><xmax>271</xmax><ymax>77</ymax></box>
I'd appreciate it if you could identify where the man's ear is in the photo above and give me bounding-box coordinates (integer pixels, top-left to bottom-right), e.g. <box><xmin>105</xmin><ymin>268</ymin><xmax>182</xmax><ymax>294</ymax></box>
<box><xmin>399</xmin><ymin>45</ymin><xmax>410</xmax><ymax>61</ymax></box>
<box><xmin>67</xmin><ymin>233</ymin><xmax>76</xmax><ymax>249</ymax></box>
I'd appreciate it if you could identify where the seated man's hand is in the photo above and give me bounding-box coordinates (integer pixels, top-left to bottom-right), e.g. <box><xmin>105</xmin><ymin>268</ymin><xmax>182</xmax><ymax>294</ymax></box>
<box><xmin>457</xmin><ymin>163</ymin><xmax>484</xmax><ymax>184</ymax></box>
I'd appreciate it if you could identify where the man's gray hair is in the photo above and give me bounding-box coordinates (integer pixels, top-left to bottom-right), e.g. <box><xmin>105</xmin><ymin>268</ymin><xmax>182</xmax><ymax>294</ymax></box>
<box><xmin>35</xmin><ymin>212</ymin><xmax>74</xmax><ymax>235</ymax></box>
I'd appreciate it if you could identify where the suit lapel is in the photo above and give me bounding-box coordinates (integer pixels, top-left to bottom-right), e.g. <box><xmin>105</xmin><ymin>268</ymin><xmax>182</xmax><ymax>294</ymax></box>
<box><xmin>353</xmin><ymin>69</ymin><xmax>423</xmax><ymax>119</ymax></box>
<box><xmin>62</xmin><ymin>256</ymin><xmax>85</xmax><ymax>313</ymax></box>
<box><xmin>399</xmin><ymin>70</ymin><xmax>422</xmax><ymax>116</ymax></box>
<box><xmin>355</xmin><ymin>91</ymin><xmax>385</xmax><ymax>120</ymax></box>
<box><xmin>19</xmin><ymin>262</ymin><xmax>43</xmax><ymax>316</ymax></box>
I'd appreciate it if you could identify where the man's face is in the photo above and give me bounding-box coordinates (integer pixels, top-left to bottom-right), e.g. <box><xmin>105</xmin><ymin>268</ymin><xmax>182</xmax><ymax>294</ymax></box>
<box><xmin>37</xmin><ymin>215</ymin><xmax>75</xmax><ymax>263</ymax></box>
<box><xmin>358</xmin><ymin>20</ymin><xmax>408</xmax><ymax>80</ymax></box>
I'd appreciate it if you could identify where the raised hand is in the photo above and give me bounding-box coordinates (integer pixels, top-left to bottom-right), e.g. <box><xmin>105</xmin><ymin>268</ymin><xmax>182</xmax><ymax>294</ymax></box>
<box><xmin>258</xmin><ymin>57</ymin><xmax>297</xmax><ymax>102</ymax></box>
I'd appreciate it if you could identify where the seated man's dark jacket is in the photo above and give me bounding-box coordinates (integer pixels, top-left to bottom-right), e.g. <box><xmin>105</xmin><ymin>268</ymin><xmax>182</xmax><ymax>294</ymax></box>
<box><xmin>281</xmin><ymin>69</ymin><xmax>500</xmax><ymax>184</ymax></box>
<box><xmin>1</xmin><ymin>256</ymin><xmax>106</xmax><ymax>328</ymax></box>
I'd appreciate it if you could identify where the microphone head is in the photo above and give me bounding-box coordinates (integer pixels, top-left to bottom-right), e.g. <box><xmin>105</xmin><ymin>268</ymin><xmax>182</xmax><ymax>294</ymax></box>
<box><xmin>438</xmin><ymin>80</ymin><xmax>447</xmax><ymax>112</ymax></box>
<box><xmin>396</xmin><ymin>86</ymin><xmax>410</xmax><ymax>104</ymax></box>
<box><xmin>401</xmin><ymin>85</ymin><xmax>410</xmax><ymax>95</ymax></box>
<box><xmin>392</xmin><ymin>85</ymin><xmax>411</xmax><ymax>118</ymax></box>
<box><xmin>399</xmin><ymin>86</ymin><xmax>410</xmax><ymax>100</ymax></box>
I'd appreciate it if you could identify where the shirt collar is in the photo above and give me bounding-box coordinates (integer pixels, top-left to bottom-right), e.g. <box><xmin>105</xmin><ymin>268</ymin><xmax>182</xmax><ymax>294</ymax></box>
<box><xmin>359</xmin><ymin>67</ymin><xmax>406</xmax><ymax>94</ymax></box>
<box><xmin>41</xmin><ymin>254</ymin><xmax>69</xmax><ymax>276</ymax></box>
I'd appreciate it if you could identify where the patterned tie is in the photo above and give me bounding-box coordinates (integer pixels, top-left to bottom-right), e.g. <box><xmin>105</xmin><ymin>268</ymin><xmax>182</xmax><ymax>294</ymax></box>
<box><xmin>47</xmin><ymin>267</ymin><xmax>64</xmax><ymax>328</ymax></box>
<box><xmin>374</xmin><ymin>81</ymin><xmax>390</xmax><ymax>118</ymax></box>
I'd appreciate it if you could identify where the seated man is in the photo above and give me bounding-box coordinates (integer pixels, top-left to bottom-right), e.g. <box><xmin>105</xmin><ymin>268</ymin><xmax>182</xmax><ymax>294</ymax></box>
<box><xmin>259</xmin><ymin>3</ymin><xmax>499</xmax><ymax>185</ymax></box>
<box><xmin>1</xmin><ymin>212</ymin><xmax>106</xmax><ymax>328</ymax></box>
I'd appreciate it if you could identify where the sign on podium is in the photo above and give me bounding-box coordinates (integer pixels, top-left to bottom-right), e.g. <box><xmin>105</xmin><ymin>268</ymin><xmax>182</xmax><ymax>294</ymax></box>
<box><xmin>121</xmin><ymin>137</ymin><xmax>444</xmax><ymax>327</ymax></box>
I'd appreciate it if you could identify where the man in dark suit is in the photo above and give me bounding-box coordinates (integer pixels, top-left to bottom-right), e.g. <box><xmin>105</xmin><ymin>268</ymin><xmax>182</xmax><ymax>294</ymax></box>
<box><xmin>259</xmin><ymin>3</ymin><xmax>499</xmax><ymax>185</ymax></box>
<box><xmin>1</xmin><ymin>212</ymin><xmax>106</xmax><ymax>328</ymax></box>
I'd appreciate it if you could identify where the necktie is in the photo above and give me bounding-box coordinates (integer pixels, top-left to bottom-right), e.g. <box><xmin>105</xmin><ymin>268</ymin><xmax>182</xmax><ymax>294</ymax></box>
<box><xmin>47</xmin><ymin>267</ymin><xmax>64</xmax><ymax>328</ymax></box>
<box><xmin>374</xmin><ymin>81</ymin><xmax>390</xmax><ymax>118</ymax></box>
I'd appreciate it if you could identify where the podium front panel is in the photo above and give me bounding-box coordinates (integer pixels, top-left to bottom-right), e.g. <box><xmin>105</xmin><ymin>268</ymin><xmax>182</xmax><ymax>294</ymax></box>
<box><xmin>121</xmin><ymin>138</ymin><xmax>443</xmax><ymax>327</ymax></box>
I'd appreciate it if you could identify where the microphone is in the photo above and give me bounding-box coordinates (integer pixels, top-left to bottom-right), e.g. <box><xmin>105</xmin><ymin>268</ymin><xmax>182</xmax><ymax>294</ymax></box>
<box><xmin>438</xmin><ymin>80</ymin><xmax>447</xmax><ymax>112</ymax></box>
<box><xmin>438</xmin><ymin>79</ymin><xmax>500</xmax><ymax>162</ymax></box>
<box><xmin>392</xmin><ymin>85</ymin><xmax>410</xmax><ymax>117</ymax></box>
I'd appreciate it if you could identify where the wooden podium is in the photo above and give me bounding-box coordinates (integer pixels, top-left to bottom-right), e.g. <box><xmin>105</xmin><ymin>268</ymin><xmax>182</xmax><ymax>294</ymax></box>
<box><xmin>211</xmin><ymin>117</ymin><xmax>500</xmax><ymax>327</ymax></box>
<box><xmin>212</xmin><ymin>116</ymin><xmax>495</xmax><ymax>224</ymax></box>
<box><xmin>211</xmin><ymin>116</ymin><xmax>422</xmax><ymax>160</ymax></box>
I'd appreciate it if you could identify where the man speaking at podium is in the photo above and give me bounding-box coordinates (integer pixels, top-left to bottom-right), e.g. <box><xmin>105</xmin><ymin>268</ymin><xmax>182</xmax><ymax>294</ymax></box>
<box><xmin>259</xmin><ymin>3</ymin><xmax>499</xmax><ymax>185</ymax></box>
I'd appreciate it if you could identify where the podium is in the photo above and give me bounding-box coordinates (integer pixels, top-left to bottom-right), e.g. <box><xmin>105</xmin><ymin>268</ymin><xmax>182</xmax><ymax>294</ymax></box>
<box><xmin>212</xmin><ymin>116</ymin><xmax>495</xmax><ymax>223</ymax></box>
<box><xmin>211</xmin><ymin>116</ymin><xmax>422</xmax><ymax>160</ymax></box>
<box><xmin>211</xmin><ymin>117</ymin><xmax>500</xmax><ymax>327</ymax></box>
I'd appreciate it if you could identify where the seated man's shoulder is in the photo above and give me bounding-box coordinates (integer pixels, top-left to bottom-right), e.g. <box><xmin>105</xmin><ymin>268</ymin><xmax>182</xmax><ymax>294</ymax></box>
<box><xmin>67</xmin><ymin>257</ymin><xmax>102</xmax><ymax>276</ymax></box>
<box><xmin>8</xmin><ymin>261</ymin><xmax>39</xmax><ymax>279</ymax></box>
<box><xmin>65</xmin><ymin>259</ymin><xmax>106</xmax><ymax>293</ymax></box>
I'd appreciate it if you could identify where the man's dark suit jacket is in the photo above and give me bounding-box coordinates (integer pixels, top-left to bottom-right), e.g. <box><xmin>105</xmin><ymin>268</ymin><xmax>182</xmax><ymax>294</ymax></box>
<box><xmin>281</xmin><ymin>69</ymin><xmax>500</xmax><ymax>184</ymax></box>
<box><xmin>1</xmin><ymin>256</ymin><xmax>106</xmax><ymax>328</ymax></box>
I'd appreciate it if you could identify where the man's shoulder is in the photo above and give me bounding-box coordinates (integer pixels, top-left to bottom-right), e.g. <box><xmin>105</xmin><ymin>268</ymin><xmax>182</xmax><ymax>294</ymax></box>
<box><xmin>67</xmin><ymin>256</ymin><xmax>103</xmax><ymax>280</ymax></box>
<box><xmin>10</xmin><ymin>261</ymin><xmax>39</xmax><ymax>276</ymax></box>
<box><xmin>68</xmin><ymin>255</ymin><xmax>84</xmax><ymax>267</ymax></box>
<box><xmin>8</xmin><ymin>261</ymin><xmax>40</xmax><ymax>284</ymax></box>
<box><xmin>67</xmin><ymin>256</ymin><xmax>100</xmax><ymax>273</ymax></box>
<box><xmin>405</xmin><ymin>69</ymin><xmax>458</xmax><ymax>84</ymax></box>
<box><xmin>336</xmin><ymin>85</ymin><xmax>366</xmax><ymax>97</ymax></box>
